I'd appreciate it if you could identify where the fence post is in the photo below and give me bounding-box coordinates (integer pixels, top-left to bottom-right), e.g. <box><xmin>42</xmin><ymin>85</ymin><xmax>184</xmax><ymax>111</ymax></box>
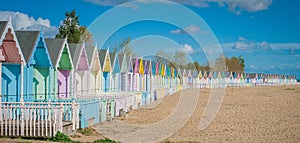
<box><xmin>59</xmin><ymin>103</ymin><xmax>63</xmax><ymax>132</ymax></box>
<box><xmin>0</xmin><ymin>101</ymin><xmax>2</xmax><ymax>136</ymax></box>
<box><xmin>20</xmin><ymin>100</ymin><xmax>25</xmax><ymax>136</ymax></box>
<box><xmin>0</xmin><ymin>101</ymin><xmax>2</xmax><ymax>121</ymax></box>
<box><xmin>71</xmin><ymin>100</ymin><xmax>76</xmax><ymax>130</ymax></box>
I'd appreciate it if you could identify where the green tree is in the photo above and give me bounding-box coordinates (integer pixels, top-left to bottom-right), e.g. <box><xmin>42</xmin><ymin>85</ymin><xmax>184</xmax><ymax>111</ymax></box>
<box><xmin>186</xmin><ymin>62</ymin><xmax>196</xmax><ymax>70</ymax></box>
<box><xmin>79</xmin><ymin>26</ymin><xmax>93</xmax><ymax>43</ymax></box>
<box><xmin>194</xmin><ymin>62</ymin><xmax>201</xmax><ymax>71</ymax></box>
<box><xmin>225</xmin><ymin>56</ymin><xmax>245</xmax><ymax>73</ymax></box>
<box><xmin>56</xmin><ymin>9</ymin><xmax>92</xmax><ymax>43</ymax></box>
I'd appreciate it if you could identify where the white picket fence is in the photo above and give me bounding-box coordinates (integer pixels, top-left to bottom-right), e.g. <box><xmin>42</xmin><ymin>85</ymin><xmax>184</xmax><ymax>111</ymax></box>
<box><xmin>0</xmin><ymin>101</ymin><xmax>79</xmax><ymax>137</ymax></box>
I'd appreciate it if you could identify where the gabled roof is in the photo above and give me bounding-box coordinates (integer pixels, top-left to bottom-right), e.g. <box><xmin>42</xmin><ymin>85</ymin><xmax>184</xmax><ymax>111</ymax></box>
<box><xmin>98</xmin><ymin>49</ymin><xmax>107</xmax><ymax>69</ymax></box>
<box><xmin>128</xmin><ymin>56</ymin><xmax>133</xmax><ymax>73</ymax></box>
<box><xmin>0</xmin><ymin>21</ymin><xmax>8</xmax><ymax>38</ymax></box>
<box><xmin>86</xmin><ymin>44</ymin><xmax>96</xmax><ymax>66</ymax></box>
<box><xmin>69</xmin><ymin>43</ymin><xmax>82</xmax><ymax>67</ymax></box>
<box><xmin>69</xmin><ymin>43</ymin><xmax>89</xmax><ymax>70</ymax></box>
<box><xmin>15</xmin><ymin>31</ymin><xmax>40</xmax><ymax>63</ymax></box>
<box><xmin>118</xmin><ymin>53</ymin><xmax>125</xmax><ymax>69</ymax></box>
<box><xmin>0</xmin><ymin>20</ymin><xmax>25</xmax><ymax>63</ymax></box>
<box><xmin>109</xmin><ymin>52</ymin><xmax>116</xmax><ymax>68</ymax></box>
<box><xmin>45</xmin><ymin>38</ymin><xmax>70</xmax><ymax>67</ymax></box>
<box><xmin>119</xmin><ymin>53</ymin><xmax>130</xmax><ymax>73</ymax></box>
<box><xmin>86</xmin><ymin>44</ymin><xmax>101</xmax><ymax>71</ymax></box>
<box><xmin>144</xmin><ymin>60</ymin><xmax>149</xmax><ymax>74</ymax></box>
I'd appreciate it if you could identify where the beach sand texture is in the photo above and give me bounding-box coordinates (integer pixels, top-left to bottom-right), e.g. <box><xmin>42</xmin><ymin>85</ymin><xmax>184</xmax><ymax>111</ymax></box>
<box><xmin>119</xmin><ymin>84</ymin><xmax>300</xmax><ymax>142</ymax></box>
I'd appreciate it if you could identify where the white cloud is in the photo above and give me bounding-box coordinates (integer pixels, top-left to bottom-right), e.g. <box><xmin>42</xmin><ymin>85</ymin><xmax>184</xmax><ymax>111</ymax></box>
<box><xmin>170</xmin><ymin>25</ymin><xmax>200</xmax><ymax>34</ymax></box>
<box><xmin>232</xmin><ymin>36</ymin><xmax>271</xmax><ymax>50</ymax></box>
<box><xmin>225</xmin><ymin>0</ymin><xmax>272</xmax><ymax>13</ymax></box>
<box><xmin>84</xmin><ymin>0</ymin><xmax>272</xmax><ymax>13</ymax></box>
<box><xmin>170</xmin><ymin>29</ymin><xmax>181</xmax><ymax>34</ymax></box>
<box><xmin>178</xmin><ymin>44</ymin><xmax>194</xmax><ymax>54</ymax></box>
<box><xmin>0</xmin><ymin>11</ymin><xmax>58</xmax><ymax>38</ymax></box>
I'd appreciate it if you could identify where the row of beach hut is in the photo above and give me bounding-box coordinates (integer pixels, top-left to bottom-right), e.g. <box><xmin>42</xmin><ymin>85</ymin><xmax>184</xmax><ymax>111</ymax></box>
<box><xmin>0</xmin><ymin>18</ymin><xmax>298</xmax><ymax>137</ymax></box>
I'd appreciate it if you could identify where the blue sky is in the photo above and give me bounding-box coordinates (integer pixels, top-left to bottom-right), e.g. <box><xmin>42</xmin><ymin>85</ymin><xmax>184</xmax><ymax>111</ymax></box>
<box><xmin>0</xmin><ymin>0</ymin><xmax>299</xmax><ymax>79</ymax></box>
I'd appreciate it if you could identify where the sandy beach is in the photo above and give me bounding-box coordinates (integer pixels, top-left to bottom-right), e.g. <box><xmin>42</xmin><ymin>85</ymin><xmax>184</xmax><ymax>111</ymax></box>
<box><xmin>119</xmin><ymin>84</ymin><xmax>300</xmax><ymax>142</ymax></box>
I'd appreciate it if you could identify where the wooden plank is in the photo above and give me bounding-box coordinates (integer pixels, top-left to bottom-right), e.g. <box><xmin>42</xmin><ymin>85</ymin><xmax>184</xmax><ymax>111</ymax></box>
<box><xmin>37</xmin><ymin>106</ymin><xmax>40</xmax><ymax>137</ymax></box>
<box><xmin>49</xmin><ymin>107</ymin><xmax>52</xmax><ymax>137</ymax></box>
<box><xmin>5</xmin><ymin>107</ymin><xmax>8</xmax><ymax>136</ymax></box>
<box><xmin>9</xmin><ymin>108</ymin><xmax>12</xmax><ymax>136</ymax></box>
<box><xmin>30</xmin><ymin>108</ymin><xmax>32</xmax><ymax>136</ymax></box>
<box><xmin>33</xmin><ymin>107</ymin><xmax>36</xmax><ymax>137</ymax></box>
<box><xmin>41</xmin><ymin>108</ymin><xmax>44</xmax><ymax>137</ymax></box>
<box><xmin>12</xmin><ymin>108</ymin><xmax>15</xmax><ymax>136</ymax></box>
<box><xmin>26</xmin><ymin>107</ymin><xmax>28</xmax><ymax>136</ymax></box>
<box><xmin>45</xmin><ymin>108</ymin><xmax>48</xmax><ymax>137</ymax></box>
<box><xmin>0</xmin><ymin>106</ymin><xmax>3</xmax><ymax>136</ymax></box>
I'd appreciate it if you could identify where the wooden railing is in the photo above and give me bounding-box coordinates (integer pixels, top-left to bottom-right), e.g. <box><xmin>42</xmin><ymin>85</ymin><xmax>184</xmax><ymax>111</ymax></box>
<box><xmin>0</xmin><ymin>101</ymin><xmax>79</xmax><ymax>137</ymax></box>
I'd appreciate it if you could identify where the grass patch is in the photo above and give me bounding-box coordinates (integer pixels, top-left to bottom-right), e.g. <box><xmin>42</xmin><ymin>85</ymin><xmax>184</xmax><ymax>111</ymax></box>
<box><xmin>48</xmin><ymin>131</ymin><xmax>119</xmax><ymax>143</ymax></box>
<box><xmin>93</xmin><ymin>138</ymin><xmax>120</xmax><ymax>143</ymax></box>
<box><xmin>77</xmin><ymin>127</ymin><xmax>93</xmax><ymax>136</ymax></box>
<box><xmin>1</xmin><ymin>131</ymin><xmax>118</xmax><ymax>143</ymax></box>
<box><xmin>48</xmin><ymin>131</ymin><xmax>74</xmax><ymax>142</ymax></box>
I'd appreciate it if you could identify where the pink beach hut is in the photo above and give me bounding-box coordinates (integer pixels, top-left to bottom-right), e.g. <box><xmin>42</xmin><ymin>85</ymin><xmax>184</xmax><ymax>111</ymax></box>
<box><xmin>45</xmin><ymin>38</ymin><xmax>73</xmax><ymax>99</ymax></box>
<box><xmin>69</xmin><ymin>43</ymin><xmax>90</xmax><ymax>98</ymax></box>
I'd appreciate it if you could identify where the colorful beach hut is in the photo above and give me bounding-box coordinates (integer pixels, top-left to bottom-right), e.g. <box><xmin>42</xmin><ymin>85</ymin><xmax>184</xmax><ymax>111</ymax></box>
<box><xmin>16</xmin><ymin>31</ymin><xmax>52</xmax><ymax>101</ymax></box>
<box><xmin>45</xmin><ymin>38</ymin><xmax>73</xmax><ymax>99</ymax></box>
<box><xmin>127</xmin><ymin>56</ymin><xmax>134</xmax><ymax>91</ymax></box>
<box><xmin>110</xmin><ymin>52</ymin><xmax>121</xmax><ymax>92</ymax></box>
<box><xmin>0</xmin><ymin>19</ymin><xmax>25</xmax><ymax>102</ymax></box>
<box><xmin>69</xmin><ymin>43</ymin><xmax>90</xmax><ymax>98</ymax></box>
<box><xmin>99</xmin><ymin>49</ymin><xmax>111</xmax><ymax>92</ymax></box>
<box><xmin>86</xmin><ymin>44</ymin><xmax>102</xmax><ymax>95</ymax></box>
<box><xmin>118</xmin><ymin>53</ymin><xmax>128</xmax><ymax>91</ymax></box>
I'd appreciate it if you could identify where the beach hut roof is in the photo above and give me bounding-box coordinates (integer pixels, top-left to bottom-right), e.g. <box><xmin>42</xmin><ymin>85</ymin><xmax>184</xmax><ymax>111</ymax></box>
<box><xmin>0</xmin><ymin>21</ymin><xmax>8</xmax><ymax>38</ymax></box>
<box><xmin>198</xmin><ymin>71</ymin><xmax>203</xmax><ymax>78</ymax></box>
<box><xmin>98</xmin><ymin>49</ymin><xmax>107</xmax><ymax>69</ymax></box>
<box><xmin>118</xmin><ymin>53</ymin><xmax>125</xmax><ymax>69</ymax></box>
<box><xmin>109</xmin><ymin>52</ymin><xmax>116</xmax><ymax>67</ymax></box>
<box><xmin>45</xmin><ymin>38</ymin><xmax>69</xmax><ymax>67</ymax></box>
<box><xmin>16</xmin><ymin>31</ymin><xmax>52</xmax><ymax>68</ymax></box>
<box><xmin>127</xmin><ymin>56</ymin><xmax>133</xmax><ymax>73</ymax></box>
<box><xmin>0</xmin><ymin>21</ymin><xmax>7</xmax><ymax>61</ymax></box>
<box><xmin>15</xmin><ymin>31</ymin><xmax>40</xmax><ymax>63</ymax></box>
<box><xmin>118</xmin><ymin>53</ymin><xmax>129</xmax><ymax>73</ymax></box>
<box><xmin>151</xmin><ymin>61</ymin><xmax>156</xmax><ymax>75</ymax></box>
<box><xmin>144</xmin><ymin>60</ymin><xmax>149</xmax><ymax>74</ymax></box>
<box><xmin>69</xmin><ymin>43</ymin><xmax>89</xmax><ymax>70</ymax></box>
<box><xmin>85</xmin><ymin>44</ymin><xmax>96</xmax><ymax>66</ymax></box>
<box><xmin>111</xmin><ymin>52</ymin><xmax>121</xmax><ymax>73</ymax></box>
<box><xmin>0</xmin><ymin>20</ymin><xmax>25</xmax><ymax>63</ymax></box>
<box><xmin>86</xmin><ymin>44</ymin><xmax>101</xmax><ymax>71</ymax></box>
